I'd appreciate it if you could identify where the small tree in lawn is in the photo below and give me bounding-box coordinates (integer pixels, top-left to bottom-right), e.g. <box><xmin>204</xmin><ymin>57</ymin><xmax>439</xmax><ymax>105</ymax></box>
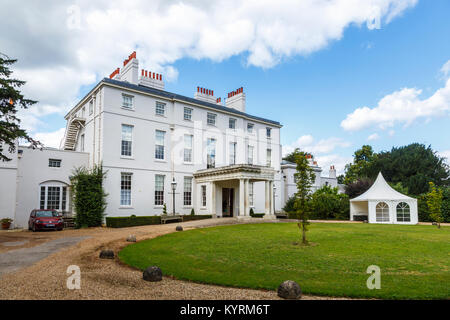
<box><xmin>291</xmin><ymin>149</ymin><xmax>316</xmax><ymax>245</ymax></box>
<box><xmin>427</xmin><ymin>182</ymin><xmax>443</xmax><ymax>228</ymax></box>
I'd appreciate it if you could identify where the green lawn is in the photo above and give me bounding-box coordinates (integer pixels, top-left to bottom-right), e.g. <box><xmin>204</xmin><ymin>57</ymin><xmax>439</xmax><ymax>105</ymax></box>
<box><xmin>119</xmin><ymin>223</ymin><xmax>450</xmax><ymax>299</ymax></box>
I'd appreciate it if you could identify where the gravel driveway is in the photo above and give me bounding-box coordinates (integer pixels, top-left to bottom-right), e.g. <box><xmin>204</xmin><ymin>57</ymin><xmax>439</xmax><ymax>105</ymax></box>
<box><xmin>0</xmin><ymin>218</ymin><xmax>348</xmax><ymax>300</ymax></box>
<box><xmin>0</xmin><ymin>236</ymin><xmax>88</xmax><ymax>277</ymax></box>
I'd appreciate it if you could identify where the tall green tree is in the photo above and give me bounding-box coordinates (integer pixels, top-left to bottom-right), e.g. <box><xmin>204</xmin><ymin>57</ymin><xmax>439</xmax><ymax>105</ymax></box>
<box><xmin>0</xmin><ymin>54</ymin><xmax>41</xmax><ymax>161</ymax></box>
<box><xmin>344</xmin><ymin>145</ymin><xmax>376</xmax><ymax>184</ymax></box>
<box><xmin>427</xmin><ymin>182</ymin><xmax>443</xmax><ymax>228</ymax></box>
<box><xmin>290</xmin><ymin>148</ymin><xmax>316</xmax><ymax>245</ymax></box>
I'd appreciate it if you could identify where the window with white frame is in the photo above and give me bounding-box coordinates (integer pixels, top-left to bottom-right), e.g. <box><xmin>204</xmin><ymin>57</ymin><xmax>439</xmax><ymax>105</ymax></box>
<box><xmin>49</xmin><ymin>159</ymin><xmax>61</xmax><ymax>168</ymax></box>
<box><xmin>266</xmin><ymin>127</ymin><xmax>272</xmax><ymax>138</ymax></box>
<box><xmin>39</xmin><ymin>184</ymin><xmax>67</xmax><ymax>211</ymax></box>
<box><xmin>184</xmin><ymin>107</ymin><xmax>192</xmax><ymax>121</ymax></box>
<box><xmin>122</xmin><ymin>94</ymin><xmax>133</xmax><ymax>109</ymax></box>
<box><xmin>249</xmin><ymin>182</ymin><xmax>254</xmax><ymax>207</ymax></box>
<box><xmin>201</xmin><ymin>185</ymin><xmax>207</xmax><ymax>207</ymax></box>
<box><xmin>80</xmin><ymin>134</ymin><xmax>85</xmax><ymax>152</ymax></box>
<box><xmin>229</xmin><ymin>142</ymin><xmax>236</xmax><ymax>165</ymax></box>
<box><xmin>266</xmin><ymin>148</ymin><xmax>272</xmax><ymax>167</ymax></box>
<box><xmin>247</xmin><ymin>145</ymin><xmax>254</xmax><ymax>165</ymax></box>
<box><xmin>376</xmin><ymin>202</ymin><xmax>389</xmax><ymax>222</ymax></box>
<box><xmin>121</xmin><ymin>125</ymin><xmax>133</xmax><ymax>156</ymax></box>
<box><xmin>89</xmin><ymin>100</ymin><xmax>93</xmax><ymax>115</ymax></box>
<box><xmin>120</xmin><ymin>173</ymin><xmax>132</xmax><ymax>206</ymax></box>
<box><xmin>229</xmin><ymin>118</ymin><xmax>236</xmax><ymax>130</ymax></box>
<box><xmin>155</xmin><ymin>101</ymin><xmax>165</xmax><ymax>116</ymax></box>
<box><xmin>207</xmin><ymin>113</ymin><xmax>216</xmax><ymax>126</ymax></box>
<box><xmin>207</xmin><ymin>138</ymin><xmax>216</xmax><ymax>168</ymax></box>
<box><xmin>247</xmin><ymin>123</ymin><xmax>254</xmax><ymax>133</ymax></box>
<box><xmin>396</xmin><ymin>202</ymin><xmax>411</xmax><ymax>222</ymax></box>
<box><xmin>155</xmin><ymin>130</ymin><xmax>165</xmax><ymax>160</ymax></box>
<box><xmin>82</xmin><ymin>107</ymin><xmax>85</xmax><ymax>118</ymax></box>
<box><xmin>184</xmin><ymin>177</ymin><xmax>192</xmax><ymax>206</ymax></box>
<box><xmin>155</xmin><ymin>175</ymin><xmax>165</xmax><ymax>206</ymax></box>
<box><xmin>184</xmin><ymin>134</ymin><xmax>193</xmax><ymax>162</ymax></box>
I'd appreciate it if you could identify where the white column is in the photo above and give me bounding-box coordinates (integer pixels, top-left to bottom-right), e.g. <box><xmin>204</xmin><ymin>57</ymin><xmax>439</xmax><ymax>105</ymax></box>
<box><xmin>265</xmin><ymin>180</ymin><xmax>270</xmax><ymax>215</ymax></box>
<box><xmin>239</xmin><ymin>179</ymin><xmax>245</xmax><ymax>217</ymax></box>
<box><xmin>211</xmin><ymin>181</ymin><xmax>216</xmax><ymax>217</ymax></box>
<box><xmin>244</xmin><ymin>179</ymin><xmax>249</xmax><ymax>216</ymax></box>
<box><xmin>269</xmin><ymin>180</ymin><xmax>274</xmax><ymax>215</ymax></box>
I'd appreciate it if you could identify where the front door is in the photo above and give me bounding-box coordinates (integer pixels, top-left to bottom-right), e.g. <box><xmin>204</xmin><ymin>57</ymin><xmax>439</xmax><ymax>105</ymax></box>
<box><xmin>222</xmin><ymin>188</ymin><xmax>234</xmax><ymax>217</ymax></box>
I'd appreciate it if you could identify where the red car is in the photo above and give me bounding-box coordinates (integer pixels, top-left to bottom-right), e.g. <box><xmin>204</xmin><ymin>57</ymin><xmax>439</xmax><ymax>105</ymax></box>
<box><xmin>28</xmin><ymin>209</ymin><xmax>64</xmax><ymax>231</ymax></box>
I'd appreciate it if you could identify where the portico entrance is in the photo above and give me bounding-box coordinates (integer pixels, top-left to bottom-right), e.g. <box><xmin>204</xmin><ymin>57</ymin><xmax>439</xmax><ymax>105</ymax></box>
<box><xmin>193</xmin><ymin>164</ymin><xmax>276</xmax><ymax>219</ymax></box>
<box><xmin>222</xmin><ymin>188</ymin><xmax>234</xmax><ymax>217</ymax></box>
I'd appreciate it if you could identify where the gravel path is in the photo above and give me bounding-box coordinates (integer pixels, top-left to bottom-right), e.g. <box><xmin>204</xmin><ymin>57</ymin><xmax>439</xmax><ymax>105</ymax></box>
<box><xmin>0</xmin><ymin>219</ymin><xmax>347</xmax><ymax>300</ymax></box>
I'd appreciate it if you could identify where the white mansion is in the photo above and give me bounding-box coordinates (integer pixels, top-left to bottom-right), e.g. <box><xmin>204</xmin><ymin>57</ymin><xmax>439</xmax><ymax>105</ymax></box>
<box><xmin>0</xmin><ymin>52</ymin><xmax>339</xmax><ymax>228</ymax></box>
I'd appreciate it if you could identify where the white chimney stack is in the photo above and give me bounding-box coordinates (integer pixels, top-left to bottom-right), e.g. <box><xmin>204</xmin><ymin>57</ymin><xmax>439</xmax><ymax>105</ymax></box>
<box><xmin>225</xmin><ymin>87</ymin><xmax>245</xmax><ymax>112</ymax></box>
<box><xmin>120</xmin><ymin>51</ymin><xmax>139</xmax><ymax>84</ymax></box>
<box><xmin>329</xmin><ymin>165</ymin><xmax>337</xmax><ymax>179</ymax></box>
<box><xmin>139</xmin><ymin>69</ymin><xmax>164</xmax><ymax>90</ymax></box>
<box><xmin>194</xmin><ymin>87</ymin><xmax>217</xmax><ymax>104</ymax></box>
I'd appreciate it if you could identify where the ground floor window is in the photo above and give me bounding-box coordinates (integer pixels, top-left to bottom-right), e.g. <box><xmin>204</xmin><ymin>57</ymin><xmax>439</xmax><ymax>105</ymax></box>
<box><xmin>201</xmin><ymin>185</ymin><xmax>207</xmax><ymax>207</ymax></box>
<box><xmin>39</xmin><ymin>185</ymin><xmax>67</xmax><ymax>211</ymax></box>
<box><xmin>155</xmin><ymin>175</ymin><xmax>165</xmax><ymax>205</ymax></box>
<box><xmin>184</xmin><ymin>177</ymin><xmax>192</xmax><ymax>206</ymax></box>
<box><xmin>376</xmin><ymin>202</ymin><xmax>389</xmax><ymax>222</ymax></box>
<box><xmin>396</xmin><ymin>202</ymin><xmax>411</xmax><ymax>222</ymax></box>
<box><xmin>120</xmin><ymin>173</ymin><xmax>132</xmax><ymax>206</ymax></box>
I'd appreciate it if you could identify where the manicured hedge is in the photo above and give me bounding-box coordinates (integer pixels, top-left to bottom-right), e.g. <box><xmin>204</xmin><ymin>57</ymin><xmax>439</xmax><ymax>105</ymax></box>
<box><xmin>106</xmin><ymin>214</ymin><xmax>212</xmax><ymax>228</ymax></box>
<box><xmin>250</xmin><ymin>213</ymin><xmax>265</xmax><ymax>218</ymax></box>
<box><xmin>182</xmin><ymin>215</ymin><xmax>212</xmax><ymax>222</ymax></box>
<box><xmin>106</xmin><ymin>216</ymin><xmax>161</xmax><ymax>228</ymax></box>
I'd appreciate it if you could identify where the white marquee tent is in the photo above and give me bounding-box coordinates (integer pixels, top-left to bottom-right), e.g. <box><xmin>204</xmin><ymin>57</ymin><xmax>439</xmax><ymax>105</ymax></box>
<box><xmin>350</xmin><ymin>172</ymin><xmax>418</xmax><ymax>224</ymax></box>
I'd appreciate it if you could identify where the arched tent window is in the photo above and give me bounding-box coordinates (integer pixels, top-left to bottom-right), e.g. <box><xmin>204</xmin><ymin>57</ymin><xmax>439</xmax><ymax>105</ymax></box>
<box><xmin>396</xmin><ymin>202</ymin><xmax>410</xmax><ymax>222</ymax></box>
<box><xmin>39</xmin><ymin>181</ymin><xmax>68</xmax><ymax>212</ymax></box>
<box><xmin>376</xmin><ymin>202</ymin><xmax>389</xmax><ymax>222</ymax></box>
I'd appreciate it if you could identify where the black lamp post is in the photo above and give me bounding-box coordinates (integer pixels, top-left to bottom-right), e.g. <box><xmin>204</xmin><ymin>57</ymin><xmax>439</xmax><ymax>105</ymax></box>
<box><xmin>171</xmin><ymin>178</ymin><xmax>177</xmax><ymax>216</ymax></box>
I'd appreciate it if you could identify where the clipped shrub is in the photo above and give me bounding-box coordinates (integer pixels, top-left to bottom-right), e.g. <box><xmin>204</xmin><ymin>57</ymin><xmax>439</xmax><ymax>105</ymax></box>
<box><xmin>182</xmin><ymin>215</ymin><xmax>212</xmax><ymax>222</ymax></box>
<box><xmin>106</xmin><ymin>216</ymin><xmax>161</xmax><ymax>228</ymax></box>
<box><xmin>162</xmin><ymin>203</ymin><xmax>168</xmax><ymax>215</ymax></box>
<box><xmin>190</xmin><ymin>208</ymin><xmax>195</xmax><ymax>216</ymax></box>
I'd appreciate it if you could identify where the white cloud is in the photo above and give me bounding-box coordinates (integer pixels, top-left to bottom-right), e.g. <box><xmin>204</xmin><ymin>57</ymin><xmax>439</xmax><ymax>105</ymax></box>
<box><xmin>33</xmin><ymin>128</ymin><xmax>66</xmax><ymax>149</ymax></box>
<box><xmin>441</xmin><ymin>60</ymin><xmax>450</xmax><ymax>78</ymax></box>
<box><xmin>367</xmin><ymin>133</ymin><xmax>380</xmax><ymax>141</ymax></box>
<box><xmin>283</xmin><ymin>135</ymin><xmax>351</xmax><ymax>156</ymax></box>
<box><xmin>283</xmin><ymin>134</ymin><xmax>352</xmax><ymax>176</ymax></box>
<box><xmin>0</xmin><ymin>0</ymin><xmax>417</xmax><ymax>135</ymax></box>
<box><xmin>341</xmin><ymin>75</ymin><xmax>450</xmax><ymax>131</ymax></box>
<box><xmin>438</xmin><ymin>150</ymin><xmax>450</xmax><ymax>164</ymax></box>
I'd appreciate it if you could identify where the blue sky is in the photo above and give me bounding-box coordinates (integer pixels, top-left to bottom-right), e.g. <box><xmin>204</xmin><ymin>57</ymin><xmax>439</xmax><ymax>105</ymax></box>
<box><xmin>3</xmin><ymin>0</ymin><xmax>449</xmax><ymax>174</ymax></box>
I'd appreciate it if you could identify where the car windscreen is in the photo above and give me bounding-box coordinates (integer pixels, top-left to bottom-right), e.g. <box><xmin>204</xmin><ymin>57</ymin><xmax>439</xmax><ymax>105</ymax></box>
<box><xmin>35</xmin><ymin>211</ymin><xmax>58</xmax><ymax>217</ymax></box>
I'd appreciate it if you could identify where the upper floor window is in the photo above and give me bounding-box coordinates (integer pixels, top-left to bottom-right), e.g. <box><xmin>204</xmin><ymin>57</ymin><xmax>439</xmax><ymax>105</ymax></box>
<box><xmin>184</xmin><ymin>134</ymin><xmax>193</xmax><ymax>163</ymax></box>
<box><xmin>207</xmin><ymin>113</ymin><xmax>216</xmax><ymax>126</ymax></box>
<box><xmin>266</xmin><ymin>148</ymin><xmax>272</xmax><ymax>167</ymax></box>
<box><xmin>80</xmin><ymin>134</ymin><xmax>85</xmax><ymax>152</ymax></box>
<box><xmin>82</xmin><ymin>107</ymin><xmax>85</xmax><ymax>118</ymax></box>
<box><xmin>122</xmin><ymin>94</ymin><xmax>134</xmax><ymax>109</ymax></box>
<box><xmin>89</xmin><ymin>100</ymin><xmax>93</xmax><ymax>115</ymax></box>
<box><xmin>207</xmin><ymin>138</ymin><xmax>216</xmax><ymax>168</ymax></box>
<box><xmin>49</xmin><ymin>159</ymin><xmax>61</xmax><ymax>168</ymax></box>
<box><xmin>155</xmin><ymin>130</ymin><xmax>165</xmax><ymax>160</ymax></box>
<box><xmin>229</xmin><ymin>142</ymin><xmax>236</xmax><ymax>165</ymax></box>
<box><xmin>184</xmin><ymin>107</ymin><xmax>192</xmax><ymax>121</ymax></box>
<box><xmin>229</xmin><ymin>118</ymin><xmax>236</xmax><ymax>130</ymax></box>
<box><xmin>247</xmin><ymin>145</ymin><xmax>254</xmax><ymax>165</ymax></box>
<box><xmin>266</xmin><ymin>127</ymin><xmax>272</xmax><ymax>139</ymax></box>
<box><xmin>156</xmin><ymin>101</ymin><xmax>166</xmax><ymax>116</ymax></box>
<box><xmin>121</xmin><ymin>124</ymin><xmax>133</xmax><ymax>157</ymax></box>
<box><xmin>247</xmin><ymin>123</ymin><xmax>254</xmax><ymax>133</ymax></box>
